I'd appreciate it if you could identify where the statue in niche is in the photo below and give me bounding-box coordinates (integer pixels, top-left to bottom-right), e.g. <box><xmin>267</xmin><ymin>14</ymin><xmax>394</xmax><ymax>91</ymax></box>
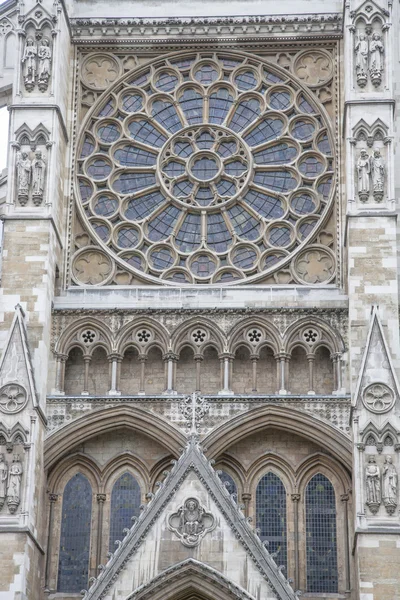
<box><xmin>357</xmin><ymin>149</ymin><xmax>371</xmax><ymax>202</ymax></box>
<box><xmin>7</xmin><ymin>454</ymin><xmax>23</xmax><ymax>514</ymax></box>
<box><xmin>32</xmin><ymin>150</ymin><xmax>46</xmax><ymax>205</ymax></box>
<box><xmin>22</xmin><ymin>38</ymin><xmax>37</xmax><ymax>92</ymax></box>
<box><xmin>371</xmin><ymin>149</ymin><xmax>385</xmax><ymax>202</ymax></box>
<box><xmin>0</xmin><ymin>454</ymin><xmax>8</xmax><ymax>510</ymax></box>
<box><xmin>366</xmin><ymin>455</ymin><xmax>381</xmax><ymax>514</ymax></box>
<box><xmin>16</xmin><ymin>151</ymin><xmax>32</xmax><ymax>206</ymax></box>
<box><xmin>37</xmin><ymin>39</ymin><xmax>52</xmax><ymax>92</ymax></box>
<box><xmin>369</xmin><ymin>32</ymin><xmax>384</xmax><ymax>87</ymax></box>
<box><xmin>355</xmin><ymin>33</ymin><xmax>369</xmax><ymax>87</ymax></box>
<box><xmin>383</xmin><ymin>456</ymin><xmax>398</xmax><ymax>515</ymax></box>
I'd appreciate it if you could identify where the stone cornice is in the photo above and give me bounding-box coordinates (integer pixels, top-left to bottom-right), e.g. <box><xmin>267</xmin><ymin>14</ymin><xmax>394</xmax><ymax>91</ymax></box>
<box><xmin>52</xmin><ymin>306</ymin><xmax>348</xmax><ymax>316</ymax></box>
<box><xmin>70</xmin><ymin>12</ymin><xmax>343</xmax><ymax>43</ymax></box>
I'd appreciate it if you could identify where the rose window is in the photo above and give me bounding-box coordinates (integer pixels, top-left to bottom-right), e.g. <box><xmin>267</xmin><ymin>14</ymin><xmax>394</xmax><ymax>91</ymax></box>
<box><xmin>76</xmin><ymin>51</ymin><xmax>335</xmax><ymax>285</ymax></box>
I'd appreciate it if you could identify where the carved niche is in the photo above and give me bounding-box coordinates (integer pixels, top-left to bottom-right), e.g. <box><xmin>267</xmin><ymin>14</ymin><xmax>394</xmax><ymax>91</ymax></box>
<box><xmin>351</xmin><ymin>120</ymin><xmax>390</xmax><ymax>205</ymax></box>
<box><xmin>12</xmin><ymin>124</ymin><xmax>51</xmax><ymax>207</ymax></box>
<box><xmin>0</xmin><ymin>427</ymin><xmax>27</xmax><ymax>515</ymax></box>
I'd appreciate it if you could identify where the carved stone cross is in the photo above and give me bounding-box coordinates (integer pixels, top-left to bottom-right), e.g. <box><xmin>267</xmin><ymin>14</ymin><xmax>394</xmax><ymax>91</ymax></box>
<box><xmin>179</xmin><ymin>392</ymin><xmax>210</xmax><ymax>434</ymax></box>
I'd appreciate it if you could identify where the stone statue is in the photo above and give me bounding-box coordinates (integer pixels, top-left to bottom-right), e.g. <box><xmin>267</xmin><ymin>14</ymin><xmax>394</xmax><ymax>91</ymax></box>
<box><xmin>371</xmin><ymin>149</ymin><xmax>385</xmax><ymax>202</ymax></box>
<box><xmin>168</xmin><ymin>497</ymin><xmax>215</xmax><ymax>547</ymax></box>
<box><xmin>357</xmin><ymin>149</ymin><xmax>370</xmax><ymax>202</ymax></box>
<box><xmin>37</xmin><ymin>39</ymin><xmax>52</xmax><ymax>92</ymax></box>
<box><xmin>366</xmin><ymin>455</ymin><xmax>381</xmax><ymax>514</ymax></box>
<box><xmin>0</xmin><ymin>454</ymin><xmax>8</xmax><ymax>510</ymax></box>
<box><xmin>369</xmin><ymin>32</ymin><xmax>384</xmax><ymax>87</ymax></box>
<box><xmin>16</xmin><ymin>151</ymin><xmax>32</xmax><ymax>206</ymax></box>
<box><xmin>7</xmin><ymin>454</ymin><xmax>23</xmax><ymax>514</ymax></box>
<box><xmin>22</xmin><ymin>38</ymin><xmax>37</xmax><ymax>92</ymax></box>
<box><xmin>32</xmin><ymin>150</ymin><xmax>46</xmax><ymax>205</ymax></box>
<box><xmin>383</xmin><ymin>456</ymin><xmax>398</xmax><ymax>515</ymax></box>
<box><xmin>355</xmin><ymin>33</ymin><xmax>368</xmax><ymax>87</ymax></box>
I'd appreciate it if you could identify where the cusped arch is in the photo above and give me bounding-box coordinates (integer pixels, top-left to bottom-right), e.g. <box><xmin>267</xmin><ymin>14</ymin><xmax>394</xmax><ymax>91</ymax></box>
<box><xmin>228</xmin><ymin>317</ymin><xmax>281</xmax><ymax>356</ymax></box>
<box><xmin>116</xmin><ymin>317</ymin><xmax>170</xmax><ymax>356</ymax></box>
<box><xmin>48</xmin><ymin>452</ymin><xmax>102</xmax><ymax>495</ymax></box>
<box><xmin>295</xmin><ymin>452</ymin><xmax>351</xmax><ymax>495</ymax></box>
<box><xmin>248</xmin><ymin>453</ymin><xmax>296</xmax><ymax>493</ymax></box>
<box><xmin>102</xmin><ymin>452</ymin><xmax>150</xmax><ymax>493</ymax></box>
<box><xmin>126</xmin><ymin>558</ymin><xmax>256</xmax><ymax>600</ymax></box>
<box><xmin>55</xmin><ymin>317</ymin><xmax>114</xmax><ymax>357</ymax></box>
<box><xmin>284</xmin><ymin>316</ymin><xmax>345</xmax><ymax>356</ymax></box>
<box><xmin>203</xmin><ymin>405</ymin><xmax>352</xmax><ymax>470</ymax></box>
<box><xmin>44</xmin><ymin>405</ymin><xmax>186</xmax><ymax>472</ymax></box>
<box><xmin>171</xmin><ymin>316</ymin><xmax>225</xmax><ymax>356</ymax></box>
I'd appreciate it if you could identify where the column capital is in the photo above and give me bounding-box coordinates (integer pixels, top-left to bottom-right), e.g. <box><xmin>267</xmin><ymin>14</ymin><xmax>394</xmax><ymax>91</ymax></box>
<box><xmin>96</xmin><ymin>493</ymin><xmax>107</xmax><ymax>504</ymax></box>
<box><xmin>48</xmin><ymin>493</ymin><xmax>59</xmax><ymax>503</ymax></box>
<box><xmin>340</xmin><ymin>493</ymin><xmax>350</xmax><ymax>502</ymax></box>
<box><xmin>291</xmin><ymin>493</ymin><xmax>301</xmax><ymax>502</ymax></box>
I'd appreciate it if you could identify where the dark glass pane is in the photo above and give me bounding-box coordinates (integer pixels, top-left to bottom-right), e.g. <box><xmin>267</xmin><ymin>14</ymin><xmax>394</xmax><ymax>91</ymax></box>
<box><xmin>219</xmin><ymin>471</ymin><xmax>238</xmax><ymax>495</ymax></box>
<box><xmin>155</xmin><ymin>71</ymin><xmax>178</xmax><ymax>92</ymax></box>
<box><xmin>57</xmin><ymin>474</ymin><xmax>92</xmax><ymax>593</ymax></box>
<box><xmin>209</xmin><ymin>88</ymin><xmax>234</xmax><ymax>124</ymax></box>
<box><xmin>299</xmin><ymin>156</ymin><xmax>324</xmax><ymax>177</ymax></box>
<box><xmin>228</xmin><ymin>206</ymin><xmax>260</xmax><ymax>240</ymax></box>
<box><xmin>221</xmin><ymin>58</ymin><xmax>241</xmax><ymax>69</ymax></box>
<box><xmin>81</xmin><ymin>137</ymin><xmax>95</xmax><ymax>158</ymax></box>
<box><xmin>150</xmin><ymin>246</ymin><xmax>175</xmax><ymax>269</ymax></box>
<box><xmin>79</xmin><ymin>180</ymin><xmax>93</xmax><ymax>202</ymax></box>
<box><xmin>128</xmin><ymin>120</ymin><xmax>167</xmax><ymax>147</ymax></box>
<box><xmin>152</xmin><ymin>100</ymin><xmax>182</xmax><ymax>133</ymax></box>
<box><xmin>268</xmin><ymin>225</ymin><xmax>291</xmax><ymax>247</ymax></box>
<box><xmin>299</xmin><ymin>220</ymin><xmax>317</xmax><ymax>240</ymax></box>
<box><xmin>147</xmin><ymin>205</ymin><xmax>180</xmax><ymax>241</ymax></box>
<box><xmin>194</xmin><ymin>64</ymin><xmax>218</xmax><ymax>85</ymax></box>
<box><xmin>98</xmin><ymin>124</ymin><xmax>120</xmax><ymax>144</ymax></box>
<box><xmin>93</xmin><ymin>222</ymin><xmax>110</xmax><ymax>242</ymax></box>
<box><xmin>175</xmin><ymin>213</ymin><xmax>202</xmax><ymax>252</ymax></box>
<box><xmin>317</xmin><ymin>134</ymin><xmax>331</xmax><ymax>155</ymax></box>
<box><xmin>232</xmin><ymin>247</ymin><xmax>257</xmax><ymax>270</ymax></box>
<box><xmin>87</xmin><ymin>159</ymin><xmax>111</xmax><ymax>180</ymax></box>
<box><xmin>173</xmin><ymin>179</ymin><xmax>194</xmax><ymax>197</ymax></box>
<box><xmin>196</xmin><ymin>131</ymin><xmax>215</xmax><ymax>149</ymax></box>
<box><xmin>207</xmin><ymin>213</ymin><xmax>232</xmax><ymax>252</ymax></box>
<box><xmin>113</xmin><ymin>173</ymin><xmax>156</xmax><ymax>194</ymax></box>
<box><xmin>191</xmin><ymin>157</ymin><xmax>218</xmax><ymax>181</ymax></box>
<box><xmin>225</xmin><ymin>160</ymin><xmax>247</xmax><ymax>177</ymax></box>
<box><xmin>264</xmin><ymin>69</ymin><xmax>285</xmax><ymax>84</ymax></box>
<box><xmin>128</xmin><ymin>71</ymin><xmax>149</xmax><ymax>86</ymax></box>
<box><xmin>256</xmin><ymin>473</ymin><xmax>287</xmax><ymax>571</ymax></box>
<box><xmin>235</xmin><ymin>70</ymin><xmax>257</xmax><ymax>90</ymax></box>
<box><xmin>109</xmin><ymin>473</ymin><xmax>141</xmax><ymax>551</ymax></box>
<box><xmin>93</xmin><ymin>195</ymin><xmax>118</xmax><ymax>217</ymax></box>
<box><xmin>253</xmin><ymin>143</ymin><xmax>297</xmax><ymax>165</ymax></box>
<box><xmin>243</xmin><ymin>189</ymin><xmax>284</xmax><ymax>219</ymax></box>
<box><xmin>117</xmin><ymin>226</ymin><xmax>139</xmax><ymax>248</ymax></box>
<box><xmin>191</xmin><ymin>254</ymin><xmax>216</xmax><ymax>276</ymax></box>
<box><xmin>318</xmin><ymin>177</ymin><xmax>332</xmax><ymax>200</ymax></box>
<box><xmin>122</xmin><ymin>93</ymin><xmax>143</xmax><ymax>113</ymax></box>
<box><xmin>179</xmin><ymin>89</ymin><xmax>203</xmax><ymax>124</ymax></box>
<box><xmin>306</xmin><ymin>474</ymin><xmax>338</xmax><ymax>593</ymax></box>
<box><xmin>217</xmin><ymin>271</ymin><xmax>241</xmax><ymax>282</ymax></box>
<box><xmin>269</xmin><ymin>91</ymin><xmax>291</xmax><ymax>110</ymax></box>
<box><xmin>243</xmin><ymin>118</ymin><xmax>284</xmax><ymax>147</ymax></box>
<box><xmin>195</xmin><ymin>185</ymin><xmax>215</xmax><ymax>206</ymax></box>
<box><xmin>254</xmin><ymin>170</ymin><xmax>297</xmax><ymax>193</ymax></box>
<box><xmin>263</xmin><ymin>252</ymin><xmax>284</xmax><ymax>269</ymax></box>
<box><xmin>163</xmin><ymin>160</ymin><xmax>185</xmax><ymax>178</ymax></box>
<box><xmin>174</xmin><ymin>141</ymin><xmax>193</xmax><ymax>158</ymax></box>
<box><xmin>292</xmin><ymin>120</ymin><xmax>315</xmax><ymax>140</ymax></box>
<box><xmin>98</xmin><ymin>100</ymin><xmax>115</xmax><ymax>117</ymax></box>
<box><xmin>166</xmin><ymin>270</ymin><xmax>190</xmax><ymax>282</ymax></box>
<box><xmin>216</xmin><ymin>179</ymin><xmax>236</xmax><ymax>197</ymax></box>
<box><xmin>298</xmin><ymin>94</ymin><xmax>316</xmax><ymax>114</ymax></box>
<box><xmin>125</xmin><ymin>191</ymin><xmax>165</xmax><ymax>220</ymax></box>
<box><xmin>170</xmin><ymin>58</ymin><xmax>194</xmax><ymax>70</ymax></box>
<box><xmin>124</xmin><ymin>253</ymin><xmax>145</xmax><ymax>271</ymax></box>
<box><xmin>291</xmin><ymin>193</ymin><xmax>316</xmax><ymax>215</ymax></box>
<box><xmin>229</xmin><ymin>98</ymin><xmax>261</xmax><ymax>132</ymax></box>
<box><xmin>217</xmin><ymin>141</ymin><xmax>237</xmax><ymax>157</ymax></box>
<box><xmin>114</xmin><ymin>145</ymin><xmax>157</xmax><ymax>167</ymax></box>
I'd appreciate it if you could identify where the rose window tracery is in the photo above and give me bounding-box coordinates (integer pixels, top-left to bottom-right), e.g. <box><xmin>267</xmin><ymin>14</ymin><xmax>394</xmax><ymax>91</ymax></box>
<box><xmin>76</xmin><ymin>51</ymin><xmax>335</xmax><ymax>285</ymax></box>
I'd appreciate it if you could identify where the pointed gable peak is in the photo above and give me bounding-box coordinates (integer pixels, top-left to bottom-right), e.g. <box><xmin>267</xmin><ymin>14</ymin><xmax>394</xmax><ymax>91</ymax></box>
<box><xmin>354</xmin><ymin>306</ymin><xmax>400</xmax><ymax>410</ymax></box>
<box><xmin>83</xmin><ymin>435</ymin><xmax>297</xmax><ymax>600</ymax></box>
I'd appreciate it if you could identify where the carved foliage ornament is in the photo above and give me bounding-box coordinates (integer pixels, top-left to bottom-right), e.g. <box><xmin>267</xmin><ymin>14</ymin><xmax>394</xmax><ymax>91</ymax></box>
<box><xmin>168</xmin><ymin>497</ymin><xmax>216</xmax><ymax>547</ymax></box>
<box><xmin>0</xmin><ymin>384</ymin><xmax>27</xmax><ymax>414</ymax></box>
<box><xmin>362</xmin><ymin>382</ymin><xmax>395</xmax><ymax>414</ymax></box>
<box><xmin>72</xmin><ymin>248</ymin><xmax>114</xmax><ymax>286</ymax></box>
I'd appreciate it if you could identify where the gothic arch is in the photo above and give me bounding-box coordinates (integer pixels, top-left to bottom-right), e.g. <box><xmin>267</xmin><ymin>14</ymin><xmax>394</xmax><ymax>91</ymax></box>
<box><xmin>102</xmin><ymin>453</ymin><xmax>149</xmax><ymax>494</ymax></box>
<box><xmin>284</xmin><ymin>316</ymin><xmax>344</xmax><ymax>356</ymax></box>
<box><xmin>171</xmin><ymin>317</ymin><xmax>225</xmax><ymax>355</ymax></box>
<box><xmin>44</xmin><ymin>406</ymin><xmax>186</xmax><ymax>471</ymax></box>
<box><xmin>116</xmin><ymin>317</ymin><xmax>170</xmax><ymax>356</ymax></box>
<box><xmin>214</xmin><ymin>453</ymin><xmax>246</xmax><ymax>494</ymax></box>
<box><xmin>203</xmin><ymin>406</ymin><xmax>352</xmax><ymax>469</ymax></box>
<box><xmin>55</xmin><ymin>317</ymin><xmax>113</xmax><ymax>357</ymax></box>
<box><xmin>248</xmin><ymin>453</ymin><xmax>296</xmax><ymax>494</ymax></box>
<box><xmin>228</xmin><ymin>317</ymin><xmax>281</xmax><ymax>356</ymax></box>
<box><xmin>125</xmin><ymin>558</ymin><xmax>256</xmax><ymax>600</ymax></box>
<box><xmin>47</xmin><ymin>452</ymin><xmax>102</xmax><ymax>493</ymax></box>
<box><xmin>295</xmin><ymin>453</ymin><xmax>351</xmax><ymax>494</ymax></box>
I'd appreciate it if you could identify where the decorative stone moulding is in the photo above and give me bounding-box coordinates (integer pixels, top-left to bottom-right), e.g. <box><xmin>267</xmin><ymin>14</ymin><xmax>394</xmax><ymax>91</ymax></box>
<box><xmin>75</xmin><ymin>50</ymin><xmax>336</xmax><ymax>287</ymax></box>
<box><xmin>362</xmin><ymin>382</ymin><xmax>395</xmax><ymax>414</ymax></box>
<box><xmin>0</xmin><ymin>383</ymin><xmax>28</xmax><ymax>414</ymax></box>
<box><xmin>168</xmin><ymin>497</ymin><xmax>216</xmax><ymax>547</ymax></box>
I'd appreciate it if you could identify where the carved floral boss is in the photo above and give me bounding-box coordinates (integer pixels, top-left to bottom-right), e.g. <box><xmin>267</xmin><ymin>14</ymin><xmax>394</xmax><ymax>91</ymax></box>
<box><xmin>168</xmin><ymin>497</ymin><xmax>216</xmax><ymax>547</ymax></box>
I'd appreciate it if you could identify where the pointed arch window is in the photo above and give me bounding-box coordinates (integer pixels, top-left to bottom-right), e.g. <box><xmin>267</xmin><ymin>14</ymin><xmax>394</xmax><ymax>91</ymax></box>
<box><xmin>256</xmin><ymin>472</ymin><xmax>287</xmax><ymax>569</ymax></box>
<box><xmin>218</xmin><ymin>470</ymin><xmax>238</xmax><ymax>496</ymax></box>
<box><xmin>109</xmin><ymin>472</ymin><xmax>141</xmax><ymax>551</ymax></box>
<box><xmin>306</xmin><ymin>473</ymin><xmax>338</xmax><ymax>593</ymax></box>
<box><xmin>57</xmin><ymin>473</ymin><xmax>92</xmax><ymax>593</ymax></box>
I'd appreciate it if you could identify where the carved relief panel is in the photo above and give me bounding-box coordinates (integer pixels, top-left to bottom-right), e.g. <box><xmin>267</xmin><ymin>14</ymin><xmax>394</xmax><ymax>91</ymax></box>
<box><xmin>0</xmin><ymin>429</ymin><xmax>27</xmax><ymax>516</ymax></box>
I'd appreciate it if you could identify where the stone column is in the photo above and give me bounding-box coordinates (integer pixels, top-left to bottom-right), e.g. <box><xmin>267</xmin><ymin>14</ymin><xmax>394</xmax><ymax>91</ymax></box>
<box><xmin>276</xmin><ymin>352</ymin><xmax>289</xmax><ymax>394</ymax></box>
<box><xmin>341</xmin><ymin>493</ymin><xmax>351</xmax><ymax>593</ymax></box>
<box><xmin>291</xmin><ymin>493</ymin><xmax>301</xmax><ymax>591</ymax></box>
<box><xmin>55</xmin><ymin>354</ymin><xmax>68</xmax><ymax>394</ymax></box>
<box><xmin>96</xmin><ymin>493</ymin><xmax>106</xmax><ymax>572</ymax></box>
<box><xmin>306</xmin><ymin>353</ymin><xmax>315</xmax><ymax>395</ymax></box>
<box><xmin>82</xmin><ymin>355</ymin><xmax>91</xmax><ymax>395</ymax></box>
<box><xmin>138</xmin><ymin>354</ymin><xmax>147</xmax><ymax>395</ymax></box>
<box><xmin>194</xmin><ymin>354</ymin><xmax>203</xmax><ymax>393</ymax></box>
<box><xmin>250</xmin><ymin>354</ymin><xmax>258</xmax><ymax>392</ymax></box>
<box><xmin>242</xmin><ymin>492</ymin><xmax>251</xmax><ymax>518</ymax></box>
<box><xmin>218</xmin><ymin>353</ymin><xmax>234</xmax><ymax>395</ymax></box>
<box><xmin>163</xmin><ymin>352</ymin><xmax>178</xmax><ymax>394</ymax></box>
<box><xmin>44</xmin><ymin>493</ymin><xmax>58</xmax><ymax>593</ymax></box>
<box><xmin>108</xmin><ymin>354</ymin><xmax>122</xmax><ymax>395</ymax></box>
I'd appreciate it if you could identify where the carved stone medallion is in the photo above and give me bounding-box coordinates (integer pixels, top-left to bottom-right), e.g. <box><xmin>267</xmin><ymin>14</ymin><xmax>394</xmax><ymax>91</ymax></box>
<box><xmin>362</xmin><ymin>383</ymin><xmax>395</xmax><ymax>414</ymax></box>
<box><xmin>293</xmin><ymin>246</ymin><xmax>335</xmax><ymax>284</ymax></box>
<box><xmin>168</xmin><ymin>497</ymin><xmax>216</xmax><ymax>547</ymax></box>
<box><xmin>0</xmin><ymin>384</ymin><xmax>27</xmax><ymax>414</ymax></box>
<box><xmin>81</xmin><ymin>54</ymin><xmax>121</xmax><ymax>90</ymax></box>
<box><xmin>72</xmin><ymin>248</ymin><xmax>114</xmax><ymax>286</ymax></box>
<box><xmin>293</xmin><ymin>50</ymin><xmax>333</xmax><ymax>87</ymax></box>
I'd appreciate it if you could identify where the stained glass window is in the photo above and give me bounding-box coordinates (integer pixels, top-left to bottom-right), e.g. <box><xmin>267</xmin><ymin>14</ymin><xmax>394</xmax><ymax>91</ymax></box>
<box><xmin>109</xmin><ymin>473</ymin><xmax>141</xmax><ymax>551</ymax></box>
<box><xmin>306</xmin><ymin>474</ymin><xmax>338</xmax><ymax>593</ymax></box>
<box><xmin>57</xmin><ymin>473</ymin><xmax>92</xmax><ymax>593</ymax></box>
<box><xmin>219</xmin><ymin>471</ymin><xmax>238</xmax><ymax>495</ymax></box>
<box><xmin>256</xmin><ymin>472</ymin><xmax>287</xmax><ymax>570</ymax></box>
